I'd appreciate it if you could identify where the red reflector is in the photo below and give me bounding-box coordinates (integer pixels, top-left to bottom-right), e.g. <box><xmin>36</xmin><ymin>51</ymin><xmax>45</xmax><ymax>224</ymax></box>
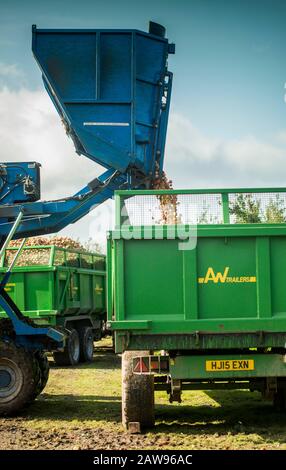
<box><xmin>134</xmin><ymin>357</ymin><xmax>149</xmax><ymax>373</ymax></box>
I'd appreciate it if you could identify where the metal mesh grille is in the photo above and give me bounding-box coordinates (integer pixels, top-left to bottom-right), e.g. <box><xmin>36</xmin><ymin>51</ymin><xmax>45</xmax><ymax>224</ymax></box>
<box><xmin>229</xmin><ymin>192</ymin><xmax>286</xmax><ymax>224</ymax></box>
<box><xmin>3</xmin><ymin>248</ymin><xmax>106</xmax><ymax>269</ymax></box>
<box><xmin>123</xmin><ymin>193</ymin><xmax>223</xmax><ymax>225</ymax></box>
<box><xmin>120</xmin><ymin>191</ymin><xmax>286</xmax><ymax>226</ymax></box>
<box><xmin>4</xmin><ymin>248</ymin><xmax>51</xmax><ymax>267</ymax></box>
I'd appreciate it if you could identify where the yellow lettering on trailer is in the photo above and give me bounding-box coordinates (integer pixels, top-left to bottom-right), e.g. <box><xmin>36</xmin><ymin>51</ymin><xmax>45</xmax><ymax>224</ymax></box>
<box><xmin>95</xmin><ymin>284</ymin><xmax>103</xmax><ymax>293</ymax></box>
<box><xmin>4</xmin><ymin>283</ymin><xmax>15</xmax><ymax>292</ymax></box>
<box><xmin>198</xmin><ymin>267</ymin><xmax>256</xmax><ymax>284</ymax></box>
<box><xmin>203</xmin><ymin>267</ymin><xmax>229</xmax><ymax>284</ymax></box>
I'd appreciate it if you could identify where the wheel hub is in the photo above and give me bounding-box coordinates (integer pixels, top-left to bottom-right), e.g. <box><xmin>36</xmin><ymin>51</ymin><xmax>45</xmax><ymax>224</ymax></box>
<box><xmin>0</xmin><ymin>369</ymin><xmax>12</xmax><ymax>388</ymax></box>
<box><xmin>0</xmin><ymin>359</ymin><xmax>23</xmax><ymax>402</ymax></box>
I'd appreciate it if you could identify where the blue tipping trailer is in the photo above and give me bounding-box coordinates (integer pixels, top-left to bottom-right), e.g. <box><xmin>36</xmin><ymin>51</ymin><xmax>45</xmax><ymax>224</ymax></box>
<box><xmin>0</xmin><ymin>22</ymin><xmax>175</xmax><ymax>415</ymax></box>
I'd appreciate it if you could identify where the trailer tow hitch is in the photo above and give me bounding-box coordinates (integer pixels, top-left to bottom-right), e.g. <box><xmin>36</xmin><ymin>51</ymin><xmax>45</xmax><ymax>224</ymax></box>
<box><xmin>168</xmin><ymin>378</ymin><xmax>182</xmax><ymax>403</ymax></box>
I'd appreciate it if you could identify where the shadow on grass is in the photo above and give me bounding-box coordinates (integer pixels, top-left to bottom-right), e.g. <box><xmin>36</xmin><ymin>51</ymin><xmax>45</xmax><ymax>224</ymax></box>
<box><xmin>154</xmin><ymin>390</ymin><xmax>286</xmax><ymax>444</ymax></box>
<box><xmin>21</xmin><ymin>394</ymin><xmax>122</xmax><ymax>423</ymax></box>
<box><xmin>49</xmin><ymin>352</ymin><xmax>121</xmax><ymax>371</ymax></box>
<box><xmin>21</xmin><ymin>389</ymin><xmax>286</xmax><ymax>444</ymax></box>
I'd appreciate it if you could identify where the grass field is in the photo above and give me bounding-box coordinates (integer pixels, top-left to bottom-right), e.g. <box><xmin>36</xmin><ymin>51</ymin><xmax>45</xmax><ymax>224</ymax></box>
<box><xmin>1</xmin><ymin>338</ymin><xmax>286</xmax><ymax>450</ymax></box>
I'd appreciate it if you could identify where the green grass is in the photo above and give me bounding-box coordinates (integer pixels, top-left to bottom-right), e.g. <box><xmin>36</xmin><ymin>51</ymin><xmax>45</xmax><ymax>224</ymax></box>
<box><xmin>1</xmin><ymin>337</ymin><xmax>286</xmax><ymax>450</ymax></box>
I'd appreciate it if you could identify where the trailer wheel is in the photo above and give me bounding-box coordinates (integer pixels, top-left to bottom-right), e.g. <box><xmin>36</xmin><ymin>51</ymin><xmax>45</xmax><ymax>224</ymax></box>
<box><xmin>32</xmin><ymin>351</ymin><xmax>50</xmax><ymax>399</ymax></box>
<box><xmin>79</xmin><ymin>327</ymin><xmax>94</xmax><ymax>363</ymax></box>
<box><xmin>53</xmin><ymin>328</ymin><xmax>80</xmax><ymax>366</ymax></box>
<box><xmin>0</xmin><ymin>340</ymin><xmax>39</xmax><ymax>416</ymax></box>
<box><xmin>122</xmin><ymin>350</ymin><xmax>154</xmax><ymax>431</ymax></box>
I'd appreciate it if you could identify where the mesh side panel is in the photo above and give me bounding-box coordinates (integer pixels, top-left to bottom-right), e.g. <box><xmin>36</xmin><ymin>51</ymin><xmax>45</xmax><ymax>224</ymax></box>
<box><xmin>66</xmin><ymin>252</ymin><xmax>79</xmax><ymax>267</ymax></box>
<box><xmin>229</xmin><ymin>192</ymin><xmax>286</xmax><ymax>224</ymax></box>
<box><xmin>122</xmin><ymin>193</ymin><xmax>223</xmax><ymax>225</ymax></box>
<box><xmin>123</xmin><ymin>195</ymin><xmax>160</xmax><ymax>225</ymax></box>
<box><xmin>81</xmin><ymin>253</ymin><xmax>93</xmax><ymax>269</ymax></box>
<box><xmin>93</xmin><ymin>256</ymin><xmax>106</xmax><ymax>270</ymax></box>
<box><xmin>121</xmin><ymin>191</ymin><xmax>286</xmax><ymax>226</ymax></box>
<box><xmin>54</xmin><ymin>250</ymin><xmax>65</xmax><ymax>266</ymax></box>
<box><xmin>4</xmin><ymin>248</ymin><xmax>51</xmax><ymax>267</ymax></box>
<box><xmin>177</xmin><ymin>194</ymin><xmax>222</xmax><ymax>224</ymax></box>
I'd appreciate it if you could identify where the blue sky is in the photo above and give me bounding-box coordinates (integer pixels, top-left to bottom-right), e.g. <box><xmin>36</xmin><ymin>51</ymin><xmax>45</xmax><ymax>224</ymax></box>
<box><xmin>1</xmin><ymin>0</ymin><xmax>286</xmax><ymax>244</ymax></box>
<box><xmin>1</xmin><ymin>0</ymin><xmax>286</xmax><ymax>140</ymax></box>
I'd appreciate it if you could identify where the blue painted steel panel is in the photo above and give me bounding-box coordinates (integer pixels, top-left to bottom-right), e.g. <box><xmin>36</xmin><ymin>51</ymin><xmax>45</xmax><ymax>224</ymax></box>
<box><xmin>32</xmin><ymin>24</ymin><xmax>174</xmax><ymax>176</ymax></box>
<box><xmin>0</xmin><ymin>162</ymin><xmax>40</xmax><ymax>205</ymax></box>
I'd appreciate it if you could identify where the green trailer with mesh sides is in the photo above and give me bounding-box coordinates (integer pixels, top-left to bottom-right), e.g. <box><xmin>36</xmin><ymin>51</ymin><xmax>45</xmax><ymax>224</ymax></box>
<box><xmin>0</xmin><ymin>245</ymin><xmax>106</xmax><ymax>366</ymax></box>
<box><xmin>108</xmin><ymin>187</ymin><xmax>286</xmax><ymax>431</ymax></box>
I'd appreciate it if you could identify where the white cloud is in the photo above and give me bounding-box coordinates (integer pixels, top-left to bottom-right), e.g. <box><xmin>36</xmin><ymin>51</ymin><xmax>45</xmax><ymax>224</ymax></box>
<box><xmin>0</xmin><ymin>63</ymin><xmax>26</xmax><ymax>88</ymax></box>
<box><xmin>0</xmin><ymin>62</ymin><xmax>23</xmax><ymax>78</ymax></box>
<box><xmin>0</xmin><ymin>86</ymin><xmax>102</xmax><ymax>200</ymax></box>
<box><xmin>165</xmin><ymin>113</ymin><xmax>286</xmax><ymax>188</ymax></box>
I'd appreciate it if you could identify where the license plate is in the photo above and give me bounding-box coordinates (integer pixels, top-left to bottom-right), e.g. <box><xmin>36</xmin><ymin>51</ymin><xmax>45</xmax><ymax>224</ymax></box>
<box><xmin>206</xmin><ymin>359</ymin><xmax>255</xmax><ymax>372</ymax></box>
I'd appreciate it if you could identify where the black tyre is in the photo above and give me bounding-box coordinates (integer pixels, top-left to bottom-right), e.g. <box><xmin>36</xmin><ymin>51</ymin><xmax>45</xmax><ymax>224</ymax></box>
<box><xmin>53</xmin><ymin>328</ymin><xmax>80</xmax><ymax>366</ymax></box>
<box><xmin>122</xmin><ymin>350</ymin><xmax>154</xmax><ymax>431</ymax></box>
<box><xmin>32</xmin><ymin>351</ymin><xmax>50</xmax><ymax>399</ymax></box>
<box><xmin>0</xmin><ymin>340</ymin><xmax>39</xmax><ymax>416</ymax></box>
<box><xmin>79</xmin><ymin>326</ymin><xmax>94</xmax><ymax>363</ymax></box>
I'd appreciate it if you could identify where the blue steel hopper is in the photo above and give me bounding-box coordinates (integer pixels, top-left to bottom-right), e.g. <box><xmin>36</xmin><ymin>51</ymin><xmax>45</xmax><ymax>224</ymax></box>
<box><xmin>32</xmin><ymin>22</ymin><xmax>175</xmax><ymax>180</ymax></box>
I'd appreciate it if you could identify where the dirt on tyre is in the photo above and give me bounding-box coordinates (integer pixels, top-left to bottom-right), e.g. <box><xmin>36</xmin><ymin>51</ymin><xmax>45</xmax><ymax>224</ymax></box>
<box><xmin>79</xmin><ymin>326</ymin><xmax>94</xmax><ymax>363</ymax></box>
<box><xmin>122</xmin><ymin>350</ymin><xmax>154</xmax><ymax>431</ymax></box>
<box><xmin>0</xmin><ymin>339</ymin><xmax>40</xmax><ymax>416</ymax></box>
<box><xmin>31</xmin><ymin>351</ymin><xmax>50</xmax><ymax>399</ymax></box>
<box><xmin>53</xmin><ymin>328</ymin><xmax>80</xmax><ymax>366</ymax></box>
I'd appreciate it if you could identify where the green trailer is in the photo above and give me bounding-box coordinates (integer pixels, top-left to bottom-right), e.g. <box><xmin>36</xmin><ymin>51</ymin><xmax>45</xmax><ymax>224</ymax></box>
<box><xmin>0</xmin><ymin>245</ymin><xmax>106</xmax><ymax>365</ymax></box>
<box><xmin>109</xmin><ymin>187</ymin><xmax>286</xmax><ymax>431</ymax></box>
